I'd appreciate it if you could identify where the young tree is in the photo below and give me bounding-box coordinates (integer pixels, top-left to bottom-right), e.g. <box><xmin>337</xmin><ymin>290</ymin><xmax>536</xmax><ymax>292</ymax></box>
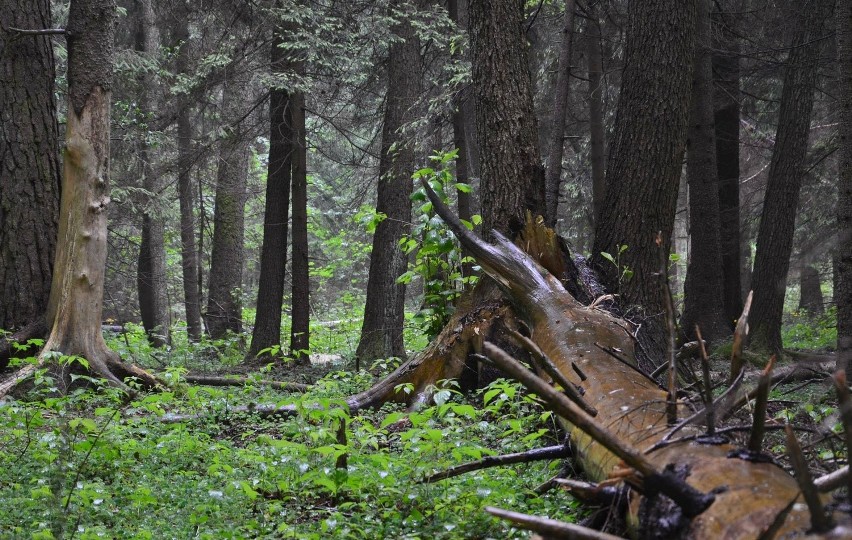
<box><xmin>749</xmin><ymin>0</ymin><xmax>832</xmax><ymax>353</ymax></box>
<box><xmin>248</xmin><ymin>18</ymin><xmax>294</xmax><ymax>360</ymax></box>
<box><xmin>836</xmin><ymin>0</ymin><xmax>852</xmax><ymax>378</ymax></box>
<box><xmin>290</xmin><ymin>86</ymin><xmax>310</xmax><ymax>362</ymax></box>
<box><xmin>680</xmin><ymin>0</ymin><xmax>729</xmax><ymax>344</ymax></box>
<box><xmin>591</xmin><ymin>0</ymin><xmax>696</xmax><ymax>364</ymax></box>
<box><xmin>543</xmin><ymin>0</ymin><xmax>577</xmax><ymax>228</ymax></box>
<box><xmin>0</xmin><ymin>0</ymin><xmax>61</xmax><ymax>333</ymax></box>
<box><xmin>173</xmin><ymin>13</ymin><xmax>203</xmax><ymax>342</ymax></box>
<box><xmin>356</xmin><ymin>0</ymin><xmax>423</xmax><ymax>362</ymax></box>
<box><xmin>585</xmin><ymin>2</ymin><xmax>605</xmax><ymax>229</ymax></box>
<box><xmin>469</xmin><ymin>0</ymin><xmax>545</xmax><ymax>236</ymax></box>
<box><xmin>135</xmin><ymin>0</ymin><xmax>170</xmax><ymax>346</ymax></box>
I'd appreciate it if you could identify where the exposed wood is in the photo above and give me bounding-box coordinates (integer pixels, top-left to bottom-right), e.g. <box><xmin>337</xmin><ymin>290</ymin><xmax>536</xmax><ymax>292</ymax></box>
<box><xmin>747</xmin><ymin>356</ymin><xmax>775</xmax><ymax>453</ymax></box>
<box><xmin>785</xmin><ymin>424</ymin><xmax>834</xmax><ymax>532</ymax></box>
<box><xmin>729</xmin><ymin>290</ymin><xmax>753</xmax><ymax>384</ymax></box>
<box><xmin>815</xmin><ymin>465</ymin><xmax>849</xmax><ymax>493</ymax></box>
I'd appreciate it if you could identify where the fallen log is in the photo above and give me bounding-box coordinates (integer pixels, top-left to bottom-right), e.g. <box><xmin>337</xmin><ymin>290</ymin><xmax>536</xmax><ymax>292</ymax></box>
<box><xmin>418</xmin><ymin>181</ymin><xmax>852</xmax><ymax>538</ymax></box>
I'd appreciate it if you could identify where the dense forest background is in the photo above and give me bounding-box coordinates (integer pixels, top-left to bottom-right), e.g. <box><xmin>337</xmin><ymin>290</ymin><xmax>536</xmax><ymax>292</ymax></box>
<box><xmin>3</xmin><ymin>0</ymin><xmax>852</xmax><ymax>538</ymax></box>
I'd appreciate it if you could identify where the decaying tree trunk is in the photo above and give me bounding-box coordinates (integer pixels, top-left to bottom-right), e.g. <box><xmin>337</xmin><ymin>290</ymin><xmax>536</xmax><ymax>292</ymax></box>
<box><xmin>0</xmin><ymin>0</ymin><xmax>160</xmax><ymax>397</ymax></box>
<box><xmin>357</xmin><ymin>183</ymin><xmax>852</xmax><ymax>538</ymax></box>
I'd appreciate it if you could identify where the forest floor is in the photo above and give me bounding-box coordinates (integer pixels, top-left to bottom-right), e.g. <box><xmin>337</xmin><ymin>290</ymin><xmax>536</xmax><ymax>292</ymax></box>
<box><xmin>0</xmin><ymin>310</ymin><xmax>842</xmax><ymax>539</ymax></box>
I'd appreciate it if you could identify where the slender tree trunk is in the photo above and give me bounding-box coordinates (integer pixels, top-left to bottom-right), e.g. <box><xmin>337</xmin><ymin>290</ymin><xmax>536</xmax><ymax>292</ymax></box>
<box><xmin>543</xmin><ymin>0</ymin><xmax>577</xmax><ymax>228</ymax></box>
<box><xmin>469</xmin><ymin>0</ymin><xmax>545</xmax><ymax>237</ymax></box>
<box><xmin>174</xmin><ymin>17</ymin><xmax>203</xmax><ymax>341</ymax></box>
<box><xmin>836</xmin><ymin>0</ymin><xmax>852</xmax><ymax>378</ymax></box>
<box><xmin>681</xmin><ymin>0</ymin><xmax>729</xmax><ymax>345</ymax></box>
<box><xmin>0</xmin><ymin>0</ymin><xmax>61</xmax><ymax>331</ymax></box>
<box><xmin>586</xmin><ymin>3</ymin><xmax>605</xmax><ymax>230</ymax></box>
<box><xmin>290</xmin><ymin>89</ymin><xmax>310</xmax><ymax>363</ymax></box>
<box><xmin>591</xmin><ymin>0</ymin><xmax>696</xmax><ymax>365</ymax></box>
<box><xmin>448</xmin><ymin>0</ymin><xmax>473</xmax><ymax>282</ymax></box>
<box><xmin>749</xmin><ymin>0</ymin><xmax>832</xmax><ymax>353</ymax></box>
<box><xmin>248</xmin><ymin>24</ymin><xmax>293</xmax><ymax>361</ymax></box>
<box><xmin>712</xmin><ymin>0</ymin><xmax>744</xmax><ymax>325</ymax></box>
<box><xmin>135</xmin><ymin>0</ymin><xmax>170</xmax><ymax>346</ymax></box>
<box><xmin>355</xmin><ymin>0</ymin><xmax>421</xmax><ymax>362</ymax></box>
<box><xmin>206</xmin><ymin>63</ymin><xmax>251</xmax><ymax>339</ymax></box>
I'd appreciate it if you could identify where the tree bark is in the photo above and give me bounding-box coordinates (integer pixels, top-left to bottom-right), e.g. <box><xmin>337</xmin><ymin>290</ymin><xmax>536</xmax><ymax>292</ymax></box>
<box><xmin>838</xmin><ymin>0</ymin><xmax>852</xmax><ymax>379</ymax></box>
<box><xmin>135</xmin><ymin>0</ymin><xmax>170</xmax><ymax>347</ymax></box>
<box><xmin>290</xmin><ymin>89</ymin><xmax>310</xmax><ymax>363</ymax></box>
<box><xmin>248</xmin><ymin>19</ymin><xmax>293</xmax><ymax>361</ymax></box>
<box><xmin>749</xmin><ymin>0</ymin><xmax>832</xmax><ymax>353</ymax></box>
<box><xmin>543</xmin><ymin>0</ymin><xmax>577</xmax><ymax>228</ymax></box>
<box><xmin>585</xmin><ymin>3</ymin><xmax>605</xmax><ymax>231</ymax></box>
<box><xmin>206</xmin><ymin>62</ymin><xmax>251</xmax><ymax>339</ymax></box>
<box><xmin>712</xmin><ymin>0</ymin><xmax>744</xmax><ymax>326</ymax></box>
<box><xmin>36</xmin><ymin>0</ymin><xmax>158</xmax><ymax>392</ymax></box>
<box><xmin>798</xmin><ymin>264</ymin><xmax>824</xmax><ymax>316</ymax></box>
<box><xmin>591</xmin><ymin>0</ymin><xmax>696</xmax><ymax>365</ymax></box>
<box><xmin>681</xmin><ymin>0</ymin><xmax>729</xmax><ymax>345</ymax></box>
<box><xmin>469</xmin><ymin>0</ymin><xmax>545</xmax><ymax>237</ymax></box>
<box><xmin>173</xmin><ymin>15</ymin><xmax>203</xmax><ymax>342</ymax></box>
<box><xmin>355</xmin><ymin>0</ymin><xmax>421</xmax><ymax>362</ymax></box>
<box><xmin>0</xmin><ymin>0</ymin><xmax>61</xmax><ymax>332</ymax></box>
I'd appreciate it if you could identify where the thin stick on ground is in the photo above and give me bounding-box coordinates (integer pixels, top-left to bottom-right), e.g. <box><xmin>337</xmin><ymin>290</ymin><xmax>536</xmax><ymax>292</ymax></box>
<box><xmin>747</xmin><ymin>355</ymin><xmax>776</xmax><ymax>453</ymax></box>
<box><xmin>815</xmin><ymin>465</ymin><xmax>849</xmax><ymax>493</ymax></box>
<box><xmin>183</xmin><ymin>375</ymin><xmax>311</xmax><ymax>392</ymax></box>
<box><xmin>784</xmin><ymin>424</ymin><xmax>834</xmax><ymax>533</ymax></box>
<box><xmin>423</xmin><ymin>443</ymin><xmax>571</xmax><ymax>483</ymax></box>
<box><xmin>485</xmin><ymin>506</ymin><xmax>626</xmax><ymax>540</ymax></box>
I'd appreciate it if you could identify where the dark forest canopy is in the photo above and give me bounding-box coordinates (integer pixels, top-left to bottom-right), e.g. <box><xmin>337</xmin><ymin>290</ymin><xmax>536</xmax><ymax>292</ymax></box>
<box><xmin>1</xmin><ymin>0</ymin><xmax>851</xmax><ymax>538</ymax></box>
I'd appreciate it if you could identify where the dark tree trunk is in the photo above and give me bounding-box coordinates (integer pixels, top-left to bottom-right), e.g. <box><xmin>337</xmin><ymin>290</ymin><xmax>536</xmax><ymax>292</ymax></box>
<box><xmin>681</xmin><ymin>0</ymin><xmax>729</xmax><ymax>345</ymax></box>
<box><xmin>248</xmin><ymin>23</ymin><xmax>293</xmax><ymax>361</ymax></box>
<box><xmin>469</xmin><ymin>0</ymin><xmax>545</xmax><ymax>237</ymax></box>
<box><xmin>135</xmin><ymin>0</ymin><xmax>170</xmax><ymax>347</ymax></box>
<box><xmin>0</xmin><ymin>0</ymin><xmax>61</xmax><ymax>331</ymax></box>
<box><xmin>586</xmin><ymin>3</ymin><xmax>605</xmax><ymax>230</ymax></box>
<box><xmin>206</xmin><ymin>63</ymin><xmax>251</xmax><ymax>339</ymax></box>
<box><xmin>448</xmin><ymin>0</ymin><xmax>473</xmax><ymax>281</ymax></box>
<box><xmin>355</xmin><ymin>0</ymin><xmax>421</xmax><ymax>362</ymax></box>
<box><xmin>749</xmin><ymin>0</ymin><xmax>832</xmax><ymax>353</ymax></box>
<box><xmin>712</xmin><ymin>0</ymin><xmax>744</xmax><ymax>326</ymax></box>
<box><xmin>591</xmin><ymin>0</ymin><xmax>696</xmax><ymax>364</ymax></box>
<box><xmin>543</xmin><ymin>0</ymin><xmax>577</xmax><ymax>228</ymax></box>
<box><xmin>838</xmin><ymin>0</ymin><xmax>852</xmax><ymax>379</ymax></box>
<box><xmin>290</xmin><ymin>89</ymin><xmax>310</xmax><ymax>363</ymax></box>
<box><xmin>798</xmin><ymin>264</ymin><xmax>824</xmax><ymax>316</ymax></box>
<box><xmin>173</xmin><ymin>16</ymin><xmax>203</xmax><ymax>342</ymax></box>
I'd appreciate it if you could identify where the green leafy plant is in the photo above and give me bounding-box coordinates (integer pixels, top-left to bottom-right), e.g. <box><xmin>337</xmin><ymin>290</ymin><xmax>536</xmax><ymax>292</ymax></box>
<box><xmin>397</xmin><ymin>150</ymin><xmax>480</xmax><ymax>338</ymax></box>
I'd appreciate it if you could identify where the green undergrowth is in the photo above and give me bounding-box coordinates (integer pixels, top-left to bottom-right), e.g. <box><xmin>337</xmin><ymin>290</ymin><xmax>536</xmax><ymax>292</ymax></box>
<box><xmin>0</xmin><ymin>359</ymin><xmax>578</xmax><ymax>539</ymax></box>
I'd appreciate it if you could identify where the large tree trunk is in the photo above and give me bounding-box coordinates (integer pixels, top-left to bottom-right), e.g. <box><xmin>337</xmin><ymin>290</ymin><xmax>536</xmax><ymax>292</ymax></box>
<box><xmin>798</xmin><ymin>263</ymin><xmax>824</xmax><ymax>316</ymax></box>
<box><xmin>206</xmin><ymin>63</ymin><xmax>251</xmax><ymax>339</ymax></box>
<box><xmin>749</xmin><ymin>0</ymin><xmax>832</xmax><ymax>353</ymax></box>
<box><xmin>592</xmin><ymin>0</ymin><xmax>696</xmax><ymax>365</ymax></box>
<box><xmin>135</xmin><ymin>0</ymin><xmax>170</xmax><ymax>347</ymax></box>
<box><xmin>0</xmin><ymin>0</ymin><xmax>61</xmax><ymax>333</ymax></box>
<box><xmin>14</xmin><ymin>0</ymin><xmax>159</xmax><ymax>394</ymax></box>
<box><xmin>838</xmin><ymin>0</ymin><xmax>852</xmax><ymax>379</ymax></box>
<box><xmin>248</xmin><ymin>18</ymin><xmax>293</xmax><ymax>361</ymax></box>
<box><xmin>173</xmin><ymin>15</ymin><xmax>203</xmax><ymax>342</ymax></box>
<box><xmin>681</xmin><ymin>0</ymin><xmax>729</xmax><ymax>345</ymax></box>
<box><xmin>401</xmin><ymin>184</ymin><xmax>850</xmax><ymax>538</ymax></box>
<box><xmin>469</xmin><ymin>0</ymin><xmax>545</xmax><ymax>237</ymax></box>
<box><xmin>712</xmin><ymin>0</ymin><xmax>744</xmax><ymax>326</ymax></box>
<box><xmin>355</xmin><ymin>0</ymin><xmax>421</xmax><ymax>363</ymax></box>
<box><xmin>543</xmin><ymin>0</ymin><xmax>576</xmax><ymax>228</ymax></box>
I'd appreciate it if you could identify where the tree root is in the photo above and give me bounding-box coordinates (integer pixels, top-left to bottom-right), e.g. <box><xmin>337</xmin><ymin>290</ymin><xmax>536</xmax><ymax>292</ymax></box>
<box><xmin>183</xmin><ymin>375</ymin><xmax>310</xmax><ymax>392</ymax></box>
